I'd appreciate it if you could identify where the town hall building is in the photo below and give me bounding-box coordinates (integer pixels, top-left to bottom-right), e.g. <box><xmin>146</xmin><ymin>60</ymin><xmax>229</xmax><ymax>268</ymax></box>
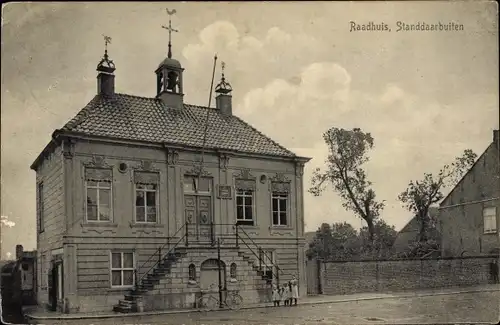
<box><xmin>30</xmin><ymin>18</ymin><xmax>310</xmax><ymax>314</ymax></box>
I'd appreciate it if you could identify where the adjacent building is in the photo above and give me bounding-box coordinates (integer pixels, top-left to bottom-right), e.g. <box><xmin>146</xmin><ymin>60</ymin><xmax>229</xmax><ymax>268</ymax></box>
<box><xmin>30</xmin><ymin>27</ymin><xmax>310</xmax><ymax>313</ymax></box>
<box><xmin>391</xmin><ymin>207</ymin><xmax>440</xmax><ymax>256</ymax></box>
<box><xmin>439</xmin><ymin>130</ymin><xmax>500</xmax><ymax>257</ymax></box>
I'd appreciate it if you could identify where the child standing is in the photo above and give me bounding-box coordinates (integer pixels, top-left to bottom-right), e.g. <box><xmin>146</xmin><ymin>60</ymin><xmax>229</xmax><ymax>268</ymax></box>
<box><xmin>290</xmin><ymin>275</ymin><xmax>299</xmax><ymax>306</ymax></box>
<box><xmin>272</xmin><ymin>284</ymin><xmax>280</xmax><ymax>307</ymax></box>
<box><xmin>281</xmin><ymin>283</ymin><xmax>290</xmax><ymax>306</ymax></box>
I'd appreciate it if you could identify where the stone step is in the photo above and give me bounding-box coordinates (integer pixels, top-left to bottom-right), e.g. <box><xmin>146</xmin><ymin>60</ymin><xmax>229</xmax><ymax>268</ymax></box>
<box><xmin>113</xmin><ymin>305</ymin><xmax>133</xmax><ymax>313</ymax></box>
<box><xmin>124</xmin><ymin>294</ymin><xmax>142</xmax><ymax>301</ymax></box>
<box><xmin>119</xmin><ymin>299</ymin><xmax>133</xmax><ymax>307</ymax></box>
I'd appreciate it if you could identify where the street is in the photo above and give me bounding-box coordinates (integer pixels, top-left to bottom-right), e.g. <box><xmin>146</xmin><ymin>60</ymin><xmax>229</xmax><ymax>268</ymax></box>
<box><xmin>27</xmin><ymin>290</ymin><xmax>499</xmax><ymax>325</ymax></box>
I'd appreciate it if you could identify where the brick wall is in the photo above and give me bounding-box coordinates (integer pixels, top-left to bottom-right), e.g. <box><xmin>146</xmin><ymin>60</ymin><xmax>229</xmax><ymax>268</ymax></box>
<box><xmin>321</xmin><ymin>256</ymin><xmax>498</xmax><ymax>295</ymax></box>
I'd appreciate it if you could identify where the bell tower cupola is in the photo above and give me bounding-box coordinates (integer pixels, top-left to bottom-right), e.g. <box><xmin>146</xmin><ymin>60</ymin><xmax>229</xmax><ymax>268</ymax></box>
<box><xmin>96</xmin><ymin>34</ymin><xmax>116</xmax><ymax>97</ymax></box>
<box><xmin>215</xmin><ymin>62</ymin><xmax>233</xmax><ymax>116</ymax></box>
<box><xmin>155</xmin><ymin>8</ymin><xmax>184</xmax><ymax>109</ymax></box>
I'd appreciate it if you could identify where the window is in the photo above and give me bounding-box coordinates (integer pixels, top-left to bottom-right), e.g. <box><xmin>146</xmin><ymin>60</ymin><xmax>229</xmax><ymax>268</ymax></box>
<box><xmin>230</xmin><ymin>263</ymin><xmax>237</xmax><ymax>279</ymax></box>
<box><xmin>236</xmin><ymin>190</ymin><xmax>254</xmax><ymax>225</ymax></box>
<box><xmin>135</xmin><ymin>184</ymin><xmax>158</xmax><ymax>223</ymax></box>
<box><xmin>260</xmin><ymin>250</ymin><xmax>275</xmax><ymax>281</ymax></box>
<box><xmin>134</xmin><ymin>172</ymin><xmax>160</xmax><ymax>223</ymax></box>
<box><xmin>85</xmin><ymin>168</ymin><xmax>112</xmax><ymax>222</ymax></box>
<box><xmin>272</xmin><ymin>192</ymin><xmax>288</xmax><ymax>226</ymax></box>
<box><xmin>188</xmin><ymin>264</ymin><xmax>196</xmax><ymax>282</ymax></box>
<box><xmin>483</xmin><ymin>207</ymin><xmax>497</xmax><ymax>234</ymax></box>
<box><xmin>110</xmin><ymin>252</ymin><xmax>135</xmax><ymax>288</ymax></box>
<box><xmin>229</xmin><ymin>263</ymin><xmax>237</xmax><ymax>282</ymax></box>
<box><xmin>37</xmin><ymin>182</ymin><xmax>44</xmax><ymax>232</ymax></box>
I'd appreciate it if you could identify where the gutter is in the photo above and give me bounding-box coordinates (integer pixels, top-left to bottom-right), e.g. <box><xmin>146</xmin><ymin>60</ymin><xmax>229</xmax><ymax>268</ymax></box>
<box><xmin>439</xmin><ymin>197</ymin><xmax>499</xmax><ymax>210</ymax></box>
<box><xmin>29</xmin><ymin>130</ymin><xmax>64</xmax><ymax>171</ymax></box>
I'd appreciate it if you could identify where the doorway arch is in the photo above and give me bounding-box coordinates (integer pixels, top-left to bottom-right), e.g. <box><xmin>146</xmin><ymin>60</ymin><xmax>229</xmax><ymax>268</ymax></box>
<box><xmin>199</xmin><ymin>259</ymin><xmax>226</xmax><ymax>294</ymax></box>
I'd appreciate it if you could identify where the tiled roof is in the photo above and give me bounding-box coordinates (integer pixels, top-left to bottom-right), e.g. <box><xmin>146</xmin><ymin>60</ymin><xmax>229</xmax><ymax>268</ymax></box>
<box><xmin>61</xmin><ymin>93</ymin><xmax>297</xmax><ymax>158</ymax></box>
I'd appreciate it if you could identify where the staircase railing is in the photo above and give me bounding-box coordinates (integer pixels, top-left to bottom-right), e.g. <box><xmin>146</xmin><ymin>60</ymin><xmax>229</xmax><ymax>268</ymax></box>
<box><xmin>134</xmin><ymin>222</ymin><xmax>188</xmax><ymax>289</ymax></box>
<box><xmin>133</xmin><ymin>221</ymin><xmax>289</xmax><ymax>291</ymax></box>
<box><xmin>235</xmin><ymin>224</ymin><xmax>287</xmax><ymax>286</ymax></box>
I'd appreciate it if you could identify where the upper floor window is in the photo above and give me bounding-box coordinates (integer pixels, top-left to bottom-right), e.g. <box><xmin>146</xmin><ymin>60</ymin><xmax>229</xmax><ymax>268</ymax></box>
<box><xmin>236</xmin><ymin>190</ymin><xmax>254</xmax><ymax>225</ymax></box>
<box><xmin>270</xmin><ymin>180</ymin><xmax>291</xmax><ymax>227</ymax></box>
<box><xmin>37</xmin><ymin>182</ymin><xmax>44</xmax><ymax>233</ymax></box>
<box><xmin>134</xmin><ymin>172</ymin><xmax>160</xmax><ymax>223</ymax></box>
<box><xmin>85</xmin><ymin>168</ymin><xmax>112</xmax><ymax>222</ymax></box>
<box><xmin>235</xmin><ymin>178</ymin><xmax>256</xmax><ymax>226</ymax></box>
<box><xmin>184</xmin><ymin>176</ymin><xmax>212</xmax><ymax>194</ymax></box>
<box><xmin>110</xmin><ymin>251</ymin><xmax>135</xmax><ymax>288</ymax></box>
<box><xmin>272</xmin><ymin>192</ymin><xmax>288</xmax><ymax>226</ymax></box>
<box><xmin>483</xmin><ymin>207</ymin><xmax>497</xmax><ymax>234</ymax></box>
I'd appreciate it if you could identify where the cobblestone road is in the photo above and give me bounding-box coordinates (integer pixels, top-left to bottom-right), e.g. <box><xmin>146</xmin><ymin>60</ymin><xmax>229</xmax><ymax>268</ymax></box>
<box><xmin>31</xmin><ymin>291</ymin><xmax>499</xmax><ymax>325</ymax></box>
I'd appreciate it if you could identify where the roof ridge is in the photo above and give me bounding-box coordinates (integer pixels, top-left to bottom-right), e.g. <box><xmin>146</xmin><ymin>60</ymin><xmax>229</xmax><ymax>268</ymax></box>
<box><xmin>114</xmin><ymin>92</ymin><xmax>159</xmax><ymax>101</ymax></box>
<box><xmin>232</xmin><ymin>115</ymin><xmax>296</xmax><ymax>157</ymax></box>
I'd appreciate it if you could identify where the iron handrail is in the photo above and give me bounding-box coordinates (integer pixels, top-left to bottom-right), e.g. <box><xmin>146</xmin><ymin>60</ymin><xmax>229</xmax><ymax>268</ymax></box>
<box><xmin>236</xmin><ymin>235</ymin><xmax>282</xmax><ymax>283</ymax></box>
<box><xmin>135</xmin><ymin>223</ymin><xmax>187</xmax><ymax>287</ymax></box>
<box><xmin>235</xmin><ymin>225</ymin><xmax>286</xmax><ymax>280</ymax></box>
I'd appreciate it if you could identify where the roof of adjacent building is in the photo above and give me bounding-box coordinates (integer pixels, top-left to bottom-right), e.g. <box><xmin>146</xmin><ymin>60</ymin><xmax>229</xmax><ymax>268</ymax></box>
<box><xmin>391</xmin><ymin>207</ymin><xmax>440</xmax><ymax>254</ymax></box>
<box><xmin>59</xmin><ymin>93</ymin><xmax>298</xmax><ymax>158</ymax></box>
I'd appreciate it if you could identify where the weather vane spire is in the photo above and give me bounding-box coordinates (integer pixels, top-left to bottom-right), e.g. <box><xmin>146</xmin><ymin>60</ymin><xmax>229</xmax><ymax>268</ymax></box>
<box><xmin>162</xmin><ymin>8</ymin><xmax>178</xmax><ymax>59</ymax></box>
<box><xmin>215</xmin><ymin>60</ymin><xmax>232</xmax><ymax>94</ymax></box>
<box><xmin>102</xmin><ymin>34</ymin><xmax>112</xmax><ymax>59</ymax></box>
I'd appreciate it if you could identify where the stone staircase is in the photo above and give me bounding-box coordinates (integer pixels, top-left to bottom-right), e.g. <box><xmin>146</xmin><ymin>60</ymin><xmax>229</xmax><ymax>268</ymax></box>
<box><xmin>113</xmin><ymin>244</ymin><xmax>274</xmax><ymax>313</ymax></box>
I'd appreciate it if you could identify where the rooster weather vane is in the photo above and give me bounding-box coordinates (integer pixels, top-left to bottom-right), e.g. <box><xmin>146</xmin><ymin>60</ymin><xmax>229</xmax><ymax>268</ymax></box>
<box><xmin>98</xmin><ymin>34</ymin><xmax>115</xmax><ymax>70</ymax></box>
<box><xmin>162</xmin><ymin>8</ymin><xmax>179</xmax><ymax>59</ymax></box>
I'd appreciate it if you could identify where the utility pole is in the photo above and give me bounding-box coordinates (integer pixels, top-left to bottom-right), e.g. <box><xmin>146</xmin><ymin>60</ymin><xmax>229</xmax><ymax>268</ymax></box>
<box><xmin>217</xmin><ymin>238</ymin><xmax>223</xmax><ymax>308</ymax></box>
<box><xmin>0</xmin><ymin>217</ymin><xmax>3</xmax><ymax>260</ymax></box>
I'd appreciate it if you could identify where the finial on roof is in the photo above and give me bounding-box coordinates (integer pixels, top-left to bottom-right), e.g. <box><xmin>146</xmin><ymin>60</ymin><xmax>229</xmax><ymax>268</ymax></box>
<box><xmin>97</xmin><ymin>34</ymin><xmax>115</xmax><ymax>73</ymax></box>
<box><xmin>162</xmin><ymin>8</ymin><xmax>179</xmax><ymax>59</ymax></box>
<box><xmin>215</xmin><ymin>61</ymin><xmax>233</xmax><ymax>95</ymax></box>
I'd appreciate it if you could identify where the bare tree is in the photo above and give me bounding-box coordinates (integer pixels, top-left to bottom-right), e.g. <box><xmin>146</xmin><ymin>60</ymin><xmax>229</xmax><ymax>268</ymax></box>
<box><xmin>398</xmin><ymin>149</ymin><xmax>477</xmax><ymax>242</ymax></box>
<box><xmin>309</xmin><ymin>127</ymin><xmax>385</xmax><ymax>242</ymax></box>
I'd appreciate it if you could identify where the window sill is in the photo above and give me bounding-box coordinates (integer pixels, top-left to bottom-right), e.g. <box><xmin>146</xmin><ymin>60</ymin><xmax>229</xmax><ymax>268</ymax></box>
<box><xmin>129</xmin><ymin>222</ymin><xmax>164</xmax><ymax>228</ymax></box>
<box><xmin>483</xmin><ymin>230</ymin><xmax>498</xmax><ymax>235</ymax></box>
<box><xmin>80</xmin><ymin>223</ymin><xmax>118</xmax><ymax>228</ymax></box>
<box><xmin>187</xmin><ymin>280</ymin><xmax>197</xmax><ymax>286</ymax></box>
<box><xmin>270</xmin><ymin>226</ymin><xmax>293</xmax><ymax>230</ymax></box>
<box><xmin>236</xmin><ymin>224</ymin><xmax>259</xmax><ymax>229</ymax></box>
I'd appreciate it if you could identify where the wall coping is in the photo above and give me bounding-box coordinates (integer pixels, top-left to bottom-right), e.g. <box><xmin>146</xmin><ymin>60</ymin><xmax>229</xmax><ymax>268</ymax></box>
<box><xmin>320</xmin><ymin>254</ymin><xmax>500</xmax><ymax>264</ymax></box>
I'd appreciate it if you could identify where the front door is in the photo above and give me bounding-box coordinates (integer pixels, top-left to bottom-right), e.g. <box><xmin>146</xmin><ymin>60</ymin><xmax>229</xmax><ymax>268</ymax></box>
<box><xmin>185</xmin><ymin>195</ymin><xmax>213</xmax><ymax>244</ymax></box>
<box><xmin>48</xmin><ymin>265</ymin><xmax>57</xmax><ymax>311</ymax></box>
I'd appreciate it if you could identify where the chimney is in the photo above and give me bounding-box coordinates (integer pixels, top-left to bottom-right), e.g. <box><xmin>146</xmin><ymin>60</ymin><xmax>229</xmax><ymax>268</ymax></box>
<box><xmin>216</xmin><ymin>93</ymin><xmax>232</xmax><ymax>116</ymax></box>
<box><xmin>97</xmin><ymin>71</ymin><xmax>115</xmax><ymax>96</ymax></box>
<box><xmin>15</xmin><ymin>244</ymin><xmax>23</xmax><ymax>260</ymax></box>
<box><xmin>214</xmin><ymin>62</ymin><xmax>233</xmax><ymax>116</ymax></box>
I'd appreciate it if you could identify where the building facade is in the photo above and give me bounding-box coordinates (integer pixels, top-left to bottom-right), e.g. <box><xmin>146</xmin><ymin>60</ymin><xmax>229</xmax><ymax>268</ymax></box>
<box><xmin>31</xmin><ymin>32</ymin><xmax>310</xmax><ymax>313</ymax></box>
<box><xmin>439</xmin><ymin>130</ymin><xmax>500</xmax><ymax>257</ymax></box>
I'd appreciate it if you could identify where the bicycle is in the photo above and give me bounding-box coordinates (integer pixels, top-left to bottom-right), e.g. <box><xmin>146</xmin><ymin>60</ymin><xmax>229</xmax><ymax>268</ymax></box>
<box><xmin>196</xmin><ymin>283</ymin><xmax>243</xmax><ymax>312</ymax></box>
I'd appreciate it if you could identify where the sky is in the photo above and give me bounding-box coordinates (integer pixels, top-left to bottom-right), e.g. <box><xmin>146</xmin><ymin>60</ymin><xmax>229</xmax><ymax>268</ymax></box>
<box><xmin>1</xmin><ymin>2</ymin><xmax>499</xmax><ymax>253</ymax></box>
